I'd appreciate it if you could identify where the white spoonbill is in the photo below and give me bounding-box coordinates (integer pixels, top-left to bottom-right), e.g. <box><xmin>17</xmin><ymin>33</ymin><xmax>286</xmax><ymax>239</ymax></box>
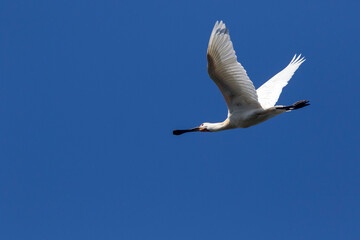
<box><xmin>173</xmin><ymin>21</ymin><xmax>309</xmax><ymax>135</ymax></box>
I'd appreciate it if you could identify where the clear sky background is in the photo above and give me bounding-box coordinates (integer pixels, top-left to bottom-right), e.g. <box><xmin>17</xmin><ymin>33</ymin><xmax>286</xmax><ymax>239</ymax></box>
<box><xmin>1</xmin><ymin>0</ymin><xmax>360</xmax><ymax>239</ymax></box>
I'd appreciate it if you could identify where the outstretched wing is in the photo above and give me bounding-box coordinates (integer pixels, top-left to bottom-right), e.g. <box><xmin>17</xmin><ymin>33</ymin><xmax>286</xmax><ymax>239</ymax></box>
<box><xmin>207</xmin><ymin>21</ymin><xmax>262</xmax><ymax>114</ymax></box>
<box><xmin>257</xmin><ymin>54</ymin><xmax>305</xmax><ymax>109</ymax></box>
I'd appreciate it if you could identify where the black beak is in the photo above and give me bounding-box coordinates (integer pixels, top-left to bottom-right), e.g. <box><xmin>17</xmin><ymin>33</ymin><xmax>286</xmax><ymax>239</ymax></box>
<box><xmin>173</xmin><ymin>127</ymin><xmax>200</xmax><ymax>135</ymax></box>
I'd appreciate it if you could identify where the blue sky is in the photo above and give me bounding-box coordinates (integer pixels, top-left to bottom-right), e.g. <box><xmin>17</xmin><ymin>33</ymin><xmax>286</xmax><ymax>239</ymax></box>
<box><xmin>1</xmin><ymin>0</ymin><xmax>359</xmax><ymax>239</ymax></box>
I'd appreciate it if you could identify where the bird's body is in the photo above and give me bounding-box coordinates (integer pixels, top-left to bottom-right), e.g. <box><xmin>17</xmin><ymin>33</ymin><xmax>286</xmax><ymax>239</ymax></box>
<box><xmin>173</xmin><ymin>21</ymin><xmax>309</xmax><ymax>135</ymax></box>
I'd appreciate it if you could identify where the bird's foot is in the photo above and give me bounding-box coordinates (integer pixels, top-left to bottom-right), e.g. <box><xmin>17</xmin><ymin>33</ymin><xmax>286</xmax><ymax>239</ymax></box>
<box><xmin>276</xmin><ymin>100</ymin><xmax>310</xmax><ymax>111</ymax></box>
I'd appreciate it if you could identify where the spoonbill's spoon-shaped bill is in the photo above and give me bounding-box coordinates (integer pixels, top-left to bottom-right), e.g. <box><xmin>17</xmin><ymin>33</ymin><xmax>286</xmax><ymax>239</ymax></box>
<box><xmin>173</xmin><ymin>21</ymin><xmax>309</xmax><ymax>135</ymax></box>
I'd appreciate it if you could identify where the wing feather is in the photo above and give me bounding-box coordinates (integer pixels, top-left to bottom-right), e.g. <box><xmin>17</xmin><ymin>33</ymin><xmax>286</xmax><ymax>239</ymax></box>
<box><xmin>207</xmin><ymin>21</ymin><xmax>262</xmax><ymax>114</ymax></box>
<box><xmin>257</xmin><ymin>54</ymin><xmax>305</xmax><ymax>109</ymax></box>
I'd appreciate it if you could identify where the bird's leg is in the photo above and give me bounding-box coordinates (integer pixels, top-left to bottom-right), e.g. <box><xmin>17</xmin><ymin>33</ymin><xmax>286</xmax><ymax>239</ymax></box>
<box><xmin>276</xmin><ymin>100</ymin><xmax>310</xmax><ymax>111</ymax></box>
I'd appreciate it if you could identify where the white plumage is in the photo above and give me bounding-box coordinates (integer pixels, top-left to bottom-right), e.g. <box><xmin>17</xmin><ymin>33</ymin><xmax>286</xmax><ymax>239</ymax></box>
<box><xmin>173</xmin><ymin>21</ymin><xmax>309</xmax><ymax>135</ymax></box>
<box><xmin>257</xmin><ymin>54</ymin><xmax>306</xmax><ymax>109</ymax></box>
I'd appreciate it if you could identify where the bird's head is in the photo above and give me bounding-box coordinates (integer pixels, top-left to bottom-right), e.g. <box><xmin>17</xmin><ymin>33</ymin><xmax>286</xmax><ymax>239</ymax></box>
<box><xmin>199</xmin><ymin>123</ymin><xmax>211</xmax><ymax>132</ymax></box>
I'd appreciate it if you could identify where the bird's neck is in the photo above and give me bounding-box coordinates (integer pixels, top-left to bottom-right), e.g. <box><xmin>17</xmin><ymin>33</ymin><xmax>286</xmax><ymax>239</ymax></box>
<box><xmin>208</xmin><ymin>119</ymin><xmax>232</xmax><ymax>132</ymax></box>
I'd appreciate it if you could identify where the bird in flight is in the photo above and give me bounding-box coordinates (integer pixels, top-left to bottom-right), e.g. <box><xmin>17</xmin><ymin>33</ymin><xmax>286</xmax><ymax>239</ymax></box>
<box><xmin>173</xmin><ymin>21</ymin><xmax>309</xmax><ymax>135</ymax></box>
